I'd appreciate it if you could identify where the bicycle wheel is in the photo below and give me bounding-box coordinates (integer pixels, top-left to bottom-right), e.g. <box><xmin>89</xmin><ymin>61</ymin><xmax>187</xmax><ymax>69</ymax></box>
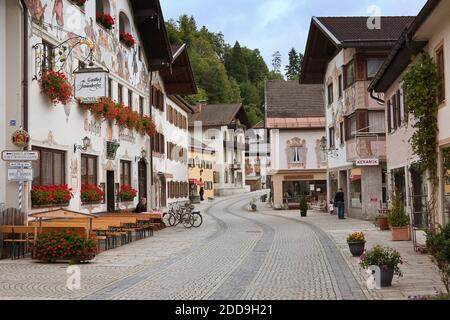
<box><xmin>162</xmin><ymin>213</ymin><xmax>173</xmax><ymax>227</ymax></box>
<box><xmin>181</xmin><ymin>213</ymin><xmax>194</xmax><ymax>228</ymax></box>
<box><xmin>168</xmin><ymin>213</ymin><xmax>179</xmax><ymax>227</ymax></box>
<box><xmin>192</xmin><ymin>213</ymin><xmax>203</xmax><ymax>228</ymax></box>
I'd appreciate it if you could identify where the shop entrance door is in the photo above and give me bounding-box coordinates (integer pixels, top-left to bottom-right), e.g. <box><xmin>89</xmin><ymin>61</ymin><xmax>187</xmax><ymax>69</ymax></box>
<box><xmin>106</xmin><ymin>171</ymin><xmax>115</xmax><ymax>213</ymax></box>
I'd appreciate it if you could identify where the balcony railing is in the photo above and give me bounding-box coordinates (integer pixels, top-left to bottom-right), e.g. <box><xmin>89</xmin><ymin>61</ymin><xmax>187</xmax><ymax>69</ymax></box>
<box><xmin>346</xmin><ymin>134</ymin><xmax>386</xmax><ymax>161</ymax></box>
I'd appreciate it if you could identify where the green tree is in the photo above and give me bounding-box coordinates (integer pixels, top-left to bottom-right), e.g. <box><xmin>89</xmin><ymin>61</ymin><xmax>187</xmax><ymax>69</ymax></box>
<box><xmin>226</xmin><ymin>41</ymin><xmax>249</xmax><ymax>83</ymax></box>
<box><xmin>272</xmin><ymin>51</ymin><xmax>282</xmax><ymax>74</ymax></box>
<box><xmin>285</xmin><ymin>48</ymin><xmax>304</xmax><ymax>80</ymax></box>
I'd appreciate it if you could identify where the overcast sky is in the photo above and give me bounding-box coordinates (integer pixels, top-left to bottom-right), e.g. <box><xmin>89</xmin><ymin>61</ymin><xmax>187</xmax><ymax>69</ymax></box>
<box><xmin>160</xmin><ymin>0</ymin><xmax>427</xmax><ymax>70</ymax></box>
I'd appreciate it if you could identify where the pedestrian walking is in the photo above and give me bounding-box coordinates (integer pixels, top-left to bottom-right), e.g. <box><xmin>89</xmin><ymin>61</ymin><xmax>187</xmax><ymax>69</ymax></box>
<box><xmin>328</xmin><ymin>201</ymin><xmax>335</xmax><ymax>215</ymax></box>
<box><xmin>199</xmin><ymin>187</ymin><xmax>205</xmax><ymax>202</ymax></box>
<box><xmin>334</xmin><ymin>188</ymin><xmax>346</xmax><ymax>220</ymax></box>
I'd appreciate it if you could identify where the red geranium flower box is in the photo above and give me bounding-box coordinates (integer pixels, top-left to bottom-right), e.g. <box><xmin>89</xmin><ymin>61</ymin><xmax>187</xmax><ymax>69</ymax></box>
<box><xmin>118</xmin><ymin>185</ymin><xmax>137</xmax><ymax>202</ymax></box>
<box><xmin>81</xmin><ymin>184</ymin><xmax>104</xmax><ymax>204</ymax></box>
<box><xmin>96</xmin><ymin>12</ymin><xmax>115</xmax><ymax>30</ymax></box>
<box><xmin>31</xmin><ymin>184</ymin><xmax>74</xmax><ymax>207</ymax></box>
<box><xmin>120</xmin><ymin>32</ymin><xmax>136</xmax><ymax>48</ymax></box>
<box><xmin>40</xmin><ymin>70</ymin><xmax>73</xmax><ymax>105</ymax></box>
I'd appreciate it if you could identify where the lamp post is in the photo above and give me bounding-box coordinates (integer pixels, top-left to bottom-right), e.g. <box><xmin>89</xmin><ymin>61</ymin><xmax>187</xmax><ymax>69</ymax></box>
<box><xmin>74</xmin><ymin>136</ymin><xmax>91</xmax><ymax>153</ymax></box>
<box><xmin>320</xmin><ymin>136</ymin><xmax>339</xmax><ymax>159</ymax></box>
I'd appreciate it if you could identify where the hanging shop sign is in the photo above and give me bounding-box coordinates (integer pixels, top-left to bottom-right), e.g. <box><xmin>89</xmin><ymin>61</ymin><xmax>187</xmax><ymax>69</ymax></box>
<box><xmin>74</xmin><ymin>68</ymin><xmax>108</xmax><ymax>104</ymax></box>
<box><xmin>1</xmin><ymin>151</ymin><xmax>39</xmax><ymax>161</ymax></box>
<box><xmin>355</xmin><ymin>159</ymin><xmax>380</xmax><ymax>166</ymax></box>
<box><xmin>11</xmin><ymin>129</ymin><xmax>30</xmax><ymax>148</ymax></box>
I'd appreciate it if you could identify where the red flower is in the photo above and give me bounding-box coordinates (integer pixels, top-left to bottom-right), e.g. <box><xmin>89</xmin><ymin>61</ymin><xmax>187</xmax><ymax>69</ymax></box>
<box><xmin>40</xmin><ymin>70</ymin><xmax>73</xmax><ymax>105</ymax></box>
<box><xmin>118</xmin><ymin>185</ymin><xmax>138</xmax><ymax>202</ymax></box>
<box><xmin>120</xmin><ymin>32</ymin><xmax>136</xmax><ymax>48</ymax></box>
<box><xmin>81</xmin><ymin>184</ymin><xmax>104</xmax><ymax>203</ymax></box>
<box><xmin>96</xmin><ymin>13</ymin><xmax>115</xmax><ymax>30</ymax></box>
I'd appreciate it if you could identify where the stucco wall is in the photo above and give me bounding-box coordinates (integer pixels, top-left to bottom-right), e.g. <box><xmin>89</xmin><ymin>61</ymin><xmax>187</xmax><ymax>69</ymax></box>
<box><xmin>0</xmin><ymin>0</ymin><xmax>6</xmax><ymax>205</ymax></box>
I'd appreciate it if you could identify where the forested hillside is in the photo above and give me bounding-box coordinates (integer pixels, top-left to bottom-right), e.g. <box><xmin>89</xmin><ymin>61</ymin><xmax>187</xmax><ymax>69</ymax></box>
<box><xmin>166</xmin><ymin>15</ymin><xmax>302</xmax><ymax>126</ymax></box>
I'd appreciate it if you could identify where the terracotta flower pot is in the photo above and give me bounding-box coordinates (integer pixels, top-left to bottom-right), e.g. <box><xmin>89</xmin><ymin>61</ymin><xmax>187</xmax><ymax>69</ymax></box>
<box><xmin>392</xmin><ymin>226</ymin><xmax>411</xmax><ymax>241</ymax></box>
<box><xmin>377</xmin><ymin>216</ymin><xmax>389</xmax><ymax>231</ymax></box>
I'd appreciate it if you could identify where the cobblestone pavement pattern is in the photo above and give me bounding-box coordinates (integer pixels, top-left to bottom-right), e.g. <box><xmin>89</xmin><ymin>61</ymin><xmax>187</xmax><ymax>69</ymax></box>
<box><xmin>1</xmin><ymin>192</ymin><xmax>437</xmax><ymax>300</ymax></box>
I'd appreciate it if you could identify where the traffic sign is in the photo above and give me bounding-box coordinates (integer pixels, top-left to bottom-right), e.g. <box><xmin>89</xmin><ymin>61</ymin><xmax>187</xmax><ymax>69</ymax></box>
<box><xmin>9</xmin><ymin>162</ymin><xmax>32</xmax><ymax>169</ymax></box>
<box><xmin>8</xmin><ymin>168</ymin><xmax>33</xmax><ymax>181</ymax></box>
<box><xmin>1</xmin><ymin>151</ymin><xmax>39</xmax><ymax>161</ymax></box>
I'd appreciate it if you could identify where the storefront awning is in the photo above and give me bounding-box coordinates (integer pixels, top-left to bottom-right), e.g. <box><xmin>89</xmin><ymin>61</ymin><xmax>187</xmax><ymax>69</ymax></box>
<box><xmin>189</xmin><ymin>179</ymin><xmax>205</xmax><ymax>187</ymax></box>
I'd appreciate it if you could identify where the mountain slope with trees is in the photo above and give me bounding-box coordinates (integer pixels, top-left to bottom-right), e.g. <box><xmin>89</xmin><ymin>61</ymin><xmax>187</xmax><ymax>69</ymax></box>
<box><xmin>166</xmin><ymin>15</ymin><xmax>302</xmax><ymax>125</ymax></box>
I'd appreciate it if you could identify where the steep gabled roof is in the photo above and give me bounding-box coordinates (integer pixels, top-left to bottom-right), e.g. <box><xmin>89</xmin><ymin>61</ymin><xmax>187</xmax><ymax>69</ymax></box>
<box><xmin>369</xmin><ymin>0</ymin><xmax>442</xmax><ymax>93</ymax></box>
<box><xmin>265</xmin><ymin>81</ymin><xmax>324</xmax><ymax>118</ymax></box>
<box><xmin>188</xmin><ymin>104</ymin><xmax>250</xmax><ymax>128</ymax></box>
<box><xmin>300</xmin><ymin>16</ymin><xmax>415</xmax><ymax>84</ymax></box>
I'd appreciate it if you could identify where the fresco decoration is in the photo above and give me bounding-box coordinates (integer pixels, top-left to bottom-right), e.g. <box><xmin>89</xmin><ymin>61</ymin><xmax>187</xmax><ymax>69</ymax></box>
<box><xmin>245</xmin><ymin>159</ymin><xmax>253</xmax><ymax>176</ymax></box>
<box><xmin>344</xmin><ymin>85</ymin><xmax>357</xmax><ymax>114</ymax></box>
<box><xmin>315</xmin><ymin>139</ymin><xmax>327</xmax><ymax>168</ymax></box>
<box><xmin>29</xmin><ymin>0</ymin><xmax>149</xmax><ymax>90</ymax></box>
<box><xmin>286</xmin><ymin>138</ymin><xmax>308</xmax><ymax>169</ymax></box>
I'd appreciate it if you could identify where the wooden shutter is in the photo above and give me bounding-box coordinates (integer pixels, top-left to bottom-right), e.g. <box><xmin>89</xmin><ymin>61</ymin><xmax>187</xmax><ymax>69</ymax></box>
<box><xmin>392</xmin><ymin>96</ymin><xmax>398</xmax><ymax>131</ymax></box>
<box><xmin>344</xmin><ymin>117</ymin><xmax>350</xmax><ymax>141</ymax></box>
<box><xmin>396</xmin><ymin>90</ymin><xmax>402</xmax><ymax>127</ymax></box>
<box><xmin>355</xmin><ymin>54</ymin><xmax>366</xmax><ymax>81</ymax></box>
<box><xmin>355</xmin><ymin>110</ymin><xmax>369</xmax><ymax>133</ymax></box>
<box><xmin>437</xmin><ymin>47</ymin><xmax>445</xmax><ymax>102</ymax></box>
<box><xmin>387</xmin><ymin>100</ymin><xmax>392</xmax><ymax>133</ymax></box>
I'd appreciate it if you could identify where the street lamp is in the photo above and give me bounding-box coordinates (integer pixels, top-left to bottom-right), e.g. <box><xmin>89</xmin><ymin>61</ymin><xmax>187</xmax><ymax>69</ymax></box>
<box><xmin>135</xmin><ymin>149</ymin><xmax>148</xmax><ymax>162</ymax></box>
<box><xmin>320</xmin><ymin>136</ymin><xmax>339</xmax><ymax>158</ymax></box>
<box><xmin>74</xmin><ymin>136</ymin><xmax>91</xmax><ymax>153</ymax></box>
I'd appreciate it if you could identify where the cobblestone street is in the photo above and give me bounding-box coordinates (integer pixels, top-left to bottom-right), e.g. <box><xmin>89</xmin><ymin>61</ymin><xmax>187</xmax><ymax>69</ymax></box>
<box><xmin>0</xmin><ymin>192</ymin><xmax>444</xmax><ymax>300</ymax></box>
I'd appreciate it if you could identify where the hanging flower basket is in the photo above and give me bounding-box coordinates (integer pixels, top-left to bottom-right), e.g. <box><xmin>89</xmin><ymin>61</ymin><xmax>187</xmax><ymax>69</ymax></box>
<box><xmin>32</xmin><ymin>229</ymin><xmax>96</xmax><ymax>263</ymax></box>
<box><xmin>96</xmin><ymin>12</ymin><xmax>115</xmax><ymax>30</ymax></box>
<box><xmin>40</xmin><ymin>71</ymin><xmax>73</xmax><ymax>105</ymax></box>
<box><xmin>140</xmin><ymin>115</ymin><xmax>157</xmax><ymax>137</ymax></box>
<box><xmin>31</xmin><ymin>185</ymin><xmax>74</xmax><ymax>207</ymax></box>
<box><xmin>118</xmin><ymin>185</ymin><xmax>137</xmax><ymax>202</ymax></box>
<box><xmin>117</xmin><ymin>106</ymin><xmax>132</xmax><ymax>127</ymax></box>
<box><xmin>127</xmin><ymin>110</ymin><xmax>140</xmax><ymax>130</ymax></box>
<box><xmin>120</xmin><ymin>32</ymin><xmax>136</xmax><ymax>48</ymax></box>
<box><xmin>81</xmin><ymin>184</ymin><xmax>104</xmax><ymax>204</ymax></box>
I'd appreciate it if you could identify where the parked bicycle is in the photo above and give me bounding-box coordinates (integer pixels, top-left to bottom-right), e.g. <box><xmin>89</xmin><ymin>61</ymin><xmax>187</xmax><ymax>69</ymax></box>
<box><xmin>163</xmin><ymin>202</ymin><xmax>203</xmax><ymax>228</ymax></box>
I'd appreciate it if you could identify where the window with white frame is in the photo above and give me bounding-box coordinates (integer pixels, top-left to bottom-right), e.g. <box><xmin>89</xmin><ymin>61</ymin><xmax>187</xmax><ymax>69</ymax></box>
<box><xmin>291</xmin><ymin>147</ymin><xmax>304</xmax><ymax>163</ymax></box>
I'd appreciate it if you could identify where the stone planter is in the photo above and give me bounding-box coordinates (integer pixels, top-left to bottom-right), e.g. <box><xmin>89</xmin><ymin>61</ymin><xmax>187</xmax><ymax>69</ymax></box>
<box><xmin>392</xmin><ymin>226</ymin><xmax>411</xmax><ymax>241</ymax></box>
<box><xmin>348</xmin><ymin>241</ymin><xmax>366</xmax><ymax>257</ymax></box>
<box><xmin>377</xmin><ymin>216</ymin><xmax>389</xmax><ymax>231</ymax></box>
<box><xmin>379</xmin><ymin>266</ymin><xmax>395</xmax><ymax>287</ymax></box>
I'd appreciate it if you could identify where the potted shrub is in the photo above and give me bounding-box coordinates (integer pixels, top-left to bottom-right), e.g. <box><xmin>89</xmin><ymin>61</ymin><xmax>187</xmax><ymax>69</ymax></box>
<box><xmin>347</xmin><ymin>232</ymin><xmax>366</xmax><ymax>257</ymax></box>
<box><xmin>388</xmin><ymin>192</ymin><xmax>411</xmax><ymax>241</ymax></box>
<box><xmin>31</xmin><ymin>185</ymin><xmax>74</xmax><ymax>207</ymax></box>
<box><xmin>426</xmin><ymin>223</ymin><xmax>450</xmax><ymax>295</ymax></box>
<box><xmin>32</xmin><ymin>229</ymin><xmax>96</xmax><ymax>263</ymax></box>
<box><xmin>96</xmin><ymin>12</ymin><xmax>115</xmax><ymax>30</ymax></box>
<box><xmin>81</xmin><ymin>184</ymin><xmax>104</xmax><ymax>204</ymax></box>
<box><xmin>360</xmin><ymin>245</ymin><xmax>403</xmax><ymax>287</ymax></box>
<box><xmin>118</xmin><ymin>185</ymin><xmax>137</xmax><ymax>202</ymax></box>
<box><xmin>40</xmin><ymin>70</ymin><xmax>73</xmax><ymax>105</ymax></box>
<box><xmin>376</xmin><ymin>210</ymin><xmax>390</xmax><ymax>231</ymax></box>
<box><xmin>299</xmin><ymin>196</ymin><xmax>308</xmax><ymax>217</ymax></box>
<box><xmin>120</xmin><ymin>32</ymin><xmax>136</xmax><ymax>48</ymax></box>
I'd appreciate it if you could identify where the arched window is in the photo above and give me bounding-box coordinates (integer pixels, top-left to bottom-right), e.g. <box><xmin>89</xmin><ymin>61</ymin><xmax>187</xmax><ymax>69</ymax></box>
<box><xmin>96</xmin><ymin>0</ymin><xmax>110</xmax><ymax>14</ymax></box>
<box><xmin>119</xmin><ymin>12</ymin><xmax>131</xmax><ymax>34</ymax></box>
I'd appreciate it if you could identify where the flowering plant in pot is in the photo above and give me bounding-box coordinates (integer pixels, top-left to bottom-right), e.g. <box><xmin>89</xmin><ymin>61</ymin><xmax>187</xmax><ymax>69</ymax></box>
<box><xmin>40</xmin><ymin>70</ymin><xmax>73</xmax><ymax>105</ymax></box>
<box><xmin>96</xmin><ymin>12</ymin><xmax>115</xmax><ymax>30</ymax></box>
<box><xmin>426</xmin><ymin>223</ymin><xmax>450</xmax><ymax>295</ymax></box>
<box><xmin>347</xmin><ymin>232</ymin><xmax>366</xmax><ymax>257</ymax></box>
<box><xmin>31</xmin><ymin>185</ymin><xmax>74</xmax><ymax>207</ymax></box>
<box><xmin>388</xmin><ymin>192</ymin><xmax>411</xmax><ymax>241</ymax></box>
<box><xmin>116</xmin><ymin>106</ymin><xmax>131</xmax><ymax>127</ymax></box>
<box><xmin>81</xmin><ymin>184</ymin><xmax>104</xmax><ymax>204</ymax></box>
<box><xmin>140</xmin><ymin>115</ymin><xmax>157</xmax><ymax>136</ymax></box>
<box><xmin>32</xmin><ymin>229</ymin><xmax>96</xmax><ymax>263</ymax></box>
<box><xmin>127</xmin><ymin>110</ymin><xmax>140</xmax><ymax>130</ymax></box>
<box><xmin>120</xmin><ymin>32</ymin><xmax>136</xmax><ymax>48</ymax></box>
<box><xmin>118</xmin><ymin>185</ymin><xmax>137</xmax><ymax>202</ymax></box>
<box><xmin>360</xmin><ymin>245</ymin><xmax>403</xmax><ymax>287</ymax></box>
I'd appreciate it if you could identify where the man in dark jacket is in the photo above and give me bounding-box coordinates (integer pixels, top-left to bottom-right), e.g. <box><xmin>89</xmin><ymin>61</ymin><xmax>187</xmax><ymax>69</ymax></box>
<box><xmin>334</xmin><ymin>188</ymin><xmax>346</xmax><ymax>220</ymax></box>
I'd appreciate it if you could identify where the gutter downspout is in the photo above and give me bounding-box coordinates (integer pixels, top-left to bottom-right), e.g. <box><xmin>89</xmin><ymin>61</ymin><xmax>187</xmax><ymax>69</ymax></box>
<box><xmin>149</xmin><ymin>70</ymin><xmax>154</xmax><ymax>208</ymax></box>
<box><xmin>370</xmin><ymin>90</ymin><xmax>385</xmax><ymax>104</ymax></box>
<box><xmin>20</xmin><ymin>0</ymin><xmax>28</xmax><ymax>131</ymax></box>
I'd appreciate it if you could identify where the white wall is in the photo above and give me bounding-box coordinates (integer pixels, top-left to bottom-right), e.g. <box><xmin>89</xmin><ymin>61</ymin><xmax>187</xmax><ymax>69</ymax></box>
<box><xmin>0</xmin><ymin>0</ymin><xmax>6</xmax><ymax>205</ymax></box>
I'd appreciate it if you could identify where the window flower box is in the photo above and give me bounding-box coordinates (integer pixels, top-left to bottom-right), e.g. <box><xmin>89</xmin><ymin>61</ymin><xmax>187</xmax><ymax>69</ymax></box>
<box><xmin>120</xmin><ymin>32</ymin><xmax>136</xmax><ymax>48</ymax></box>
<box><xmin>31</xmin><ymin>185</ymin><xmax>74</xmax><ymax>208</ymax></box>
<box><xmin>81</xmin><ymin>184</ymin><xmax>104</xmax><ymax>204</ymax></box>
<box><xmin>32</xmin><ymin>229</ymin><xmax>96</xmax><ymax>264</ymax></box>
<box><xmin>118</xmin><ymin>185</ymin><xmax>137</xmax><ymax>202</ymax></box>
<box><xmin>40</xmin><ymin>71</ymin><xmax>73</xmax><ymax>105</ymax></box>
<box><xmin>96</xmin><ymin>13</ymin><xmax>115</xmax><ymax>30</ymax></box>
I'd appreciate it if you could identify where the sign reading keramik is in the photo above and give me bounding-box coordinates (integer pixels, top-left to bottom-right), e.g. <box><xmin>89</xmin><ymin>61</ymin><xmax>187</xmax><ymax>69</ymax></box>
<box><xmin>355</xmin><ymin>159</ymin><xmax>380</xmax><ymax>166</ymax></box>
<box><xmin>74</xmin><ymin>67</ymin><xmax>108</xmax><ymax>104</ymax></box>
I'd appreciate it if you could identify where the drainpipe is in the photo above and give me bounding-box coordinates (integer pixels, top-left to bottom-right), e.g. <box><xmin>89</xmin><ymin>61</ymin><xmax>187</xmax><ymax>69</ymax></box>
<box><xmin>370</xmin><ymin>90</ymin><xmax>385</xmax><ymax>105</ymax></box>
<box><xmin>149</xmin><ymin>70</ymin><xmax>154</xmax><ymax>207</ymax></box>
<box><xmin>20</xmin><ymin>0</ymin><xmax>28</xmax><ymax>131</ymax></box>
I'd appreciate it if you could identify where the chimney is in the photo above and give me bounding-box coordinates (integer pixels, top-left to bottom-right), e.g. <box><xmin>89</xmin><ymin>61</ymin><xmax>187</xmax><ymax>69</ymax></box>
<box><xmin>196</xmin><ymin>101</ymin><xmax>207</xmax><ymax>113</ymax></box>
